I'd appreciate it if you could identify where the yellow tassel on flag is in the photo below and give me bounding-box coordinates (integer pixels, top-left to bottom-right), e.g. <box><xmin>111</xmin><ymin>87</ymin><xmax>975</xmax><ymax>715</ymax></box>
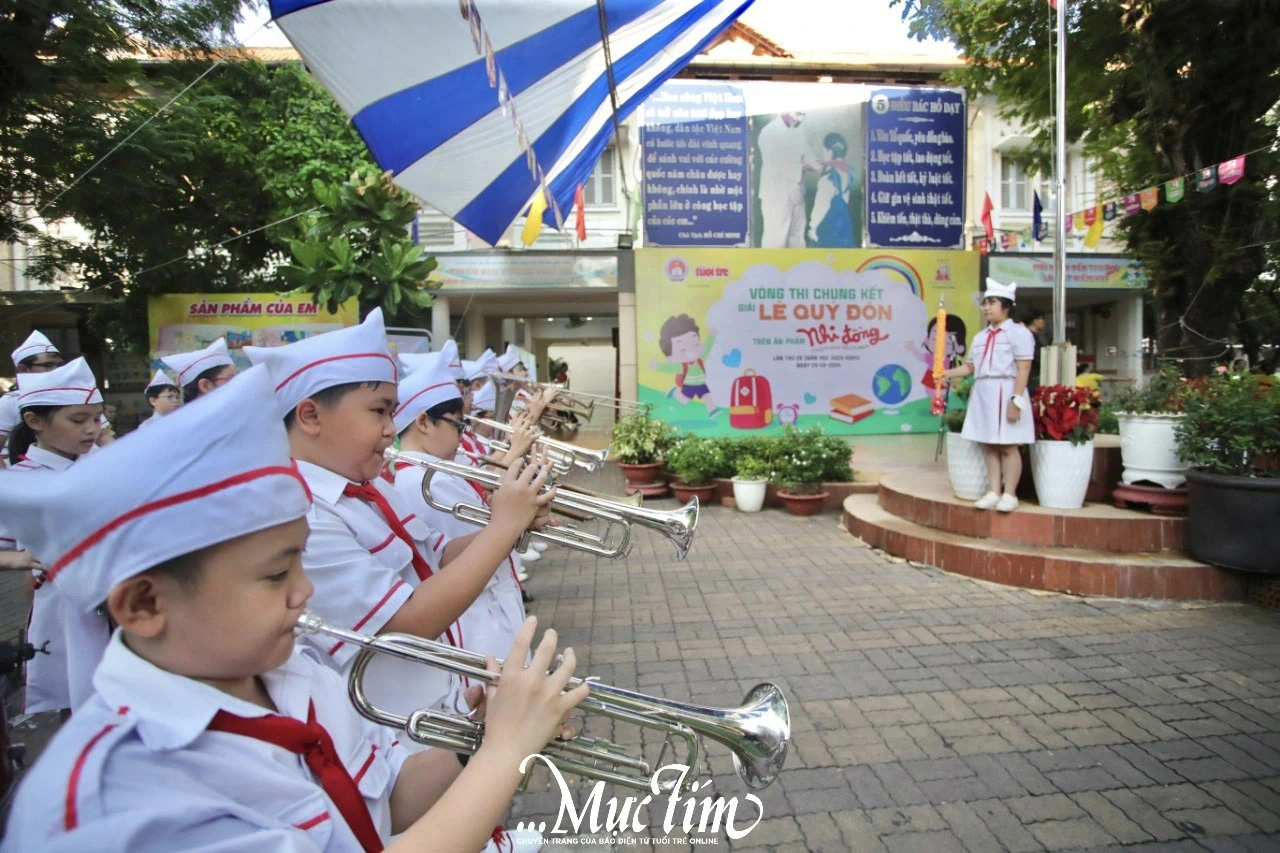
<box><xmin>521</xmin><ymin>188</ymin><xmax>547</xmax><ymax>246</ymax></box>
<box><xmin>1084</xmin><ymin>203</ymin><xmax>1105</xmax><ymax>248</ymax></box>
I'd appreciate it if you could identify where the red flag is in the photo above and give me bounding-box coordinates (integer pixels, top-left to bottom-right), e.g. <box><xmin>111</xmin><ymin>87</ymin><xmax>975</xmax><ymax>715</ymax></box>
<box><xmin>574</xmin><ymin>185</ymin><xmax>587</xmax><ymax>241</ymax></box>
<box><xmin>980</xmin><ymin>192</ymin><xmax>994</xmax><ymax>240</ymax></box>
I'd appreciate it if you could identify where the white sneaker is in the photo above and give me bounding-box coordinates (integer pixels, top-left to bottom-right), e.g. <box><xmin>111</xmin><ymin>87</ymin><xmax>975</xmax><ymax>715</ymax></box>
<box><xmin>518</xmin><ymin>548</ymin><xmax>541</xmax><ymax>563</ymax></box>
<box><xmin>531</xmin><ymin>541</ymin><xmax>549</xmax><ymax>552</ymax></box>
<box><xmin>481</xmin><ymin>826</ymin><xmax>544</xmax><ymax>852</ymax></box>
<box><xmin>995</xmin><ymin>493</ymin><xmax>1019</xmax><ymax>513</ymax></box>
<box><xmin>974</xmin><ymin>491</ymin><xmax>1000</xmax><ymax>510</ymax></box>
<box><xmin>516</xmin><ymin>570</ymin><xmax>529</xmax><ymax>583</ymax></box>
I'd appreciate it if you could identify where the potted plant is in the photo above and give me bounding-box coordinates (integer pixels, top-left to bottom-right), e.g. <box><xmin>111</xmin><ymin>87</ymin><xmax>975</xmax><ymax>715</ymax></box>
<box><xmin>773</xmin><ymin>426</ymin><xmax>832</xmax><ymax>516</ymax></box>
<box><xmin>665</xmin><ymin>436</ymin><xmax>725</xmax><ymax>503</ymax></box>
<box><xmin>943</xmin><ymin>379</ymin><xmax>989</xmax><ymax>500</ymax></box>
<box><xmin>1112</xmin><ymin>364</ymin><xmax>1193</xmax><ymax>488</ymax></box>
<box><xmin>732</xmin><ymin>455</ymin><xmax>771</xmax><ymax>513</ymax></box>
<box><xmin>610</xmin><ymin>410</ymin><xmax>674</xmax><ymax>493</ymax></box>
<box><xmin>1176</xmin><ymin>369</ymin><xmax>1280</xmax><ymax>573</ymax></box>
<box><xmin>1029</xmin><ymin>384</ymin><xmax>1101</xmax><ymax>509</ymax></box>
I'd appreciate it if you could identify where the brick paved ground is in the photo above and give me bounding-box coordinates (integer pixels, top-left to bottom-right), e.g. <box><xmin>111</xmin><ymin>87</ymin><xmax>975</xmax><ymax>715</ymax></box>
<box><xmin>5</xmin><ymin>476</ymin><xmax>1280</xmax><ymax>851</ymax></box>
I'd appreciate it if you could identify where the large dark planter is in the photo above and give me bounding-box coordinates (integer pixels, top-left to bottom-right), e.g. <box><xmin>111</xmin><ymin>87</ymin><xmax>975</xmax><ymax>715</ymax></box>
<box><xmin>1187</xmin><ymin>468</ymin><xmax>1280</xmax><ymax>574</ymax></box>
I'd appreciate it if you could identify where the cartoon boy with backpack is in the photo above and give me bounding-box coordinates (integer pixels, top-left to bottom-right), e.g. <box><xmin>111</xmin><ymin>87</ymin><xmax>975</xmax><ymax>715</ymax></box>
<box><xmin>650</xmin><ymin>314</ymin><xmax>720</xmax><ymax>416</ymax></box>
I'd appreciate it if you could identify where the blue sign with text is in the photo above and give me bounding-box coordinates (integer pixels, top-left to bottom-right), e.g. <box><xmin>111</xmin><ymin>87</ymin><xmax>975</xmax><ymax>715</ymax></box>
<box><xmin>865</xmin><ymin>88</ymin><xmax>966</xmax><ymax>249</ymax></box>
<box><xmin>641</xmin><ymin>83</ymin><xmax>749</xmax><ymax>246</ymax></box>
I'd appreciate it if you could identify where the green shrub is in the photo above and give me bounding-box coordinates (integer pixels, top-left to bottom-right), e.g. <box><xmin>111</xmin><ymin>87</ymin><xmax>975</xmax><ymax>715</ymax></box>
<box><xmin>610</xmin><ymin>410</ymin><xmax>676</xmax><ymax>464</ymax></box>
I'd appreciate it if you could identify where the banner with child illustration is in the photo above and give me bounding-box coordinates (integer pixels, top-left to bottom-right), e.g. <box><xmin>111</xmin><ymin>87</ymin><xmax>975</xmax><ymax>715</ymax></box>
<box><xmin>148</xmin><ymin>293</ymin><xmax>358</xmax><ymax>372</ymax></box>
<box><xmin>635</xmin><ymin>249</ymin><xmax>980</xmax><ymax>436</ymax></box>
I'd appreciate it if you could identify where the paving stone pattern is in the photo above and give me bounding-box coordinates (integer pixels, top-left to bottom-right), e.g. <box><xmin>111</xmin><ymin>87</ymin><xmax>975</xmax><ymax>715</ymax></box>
<box><xmin>4</xmin><ymin>481</ymin><xmax>1280</xmax><ymax>851</ymax></box>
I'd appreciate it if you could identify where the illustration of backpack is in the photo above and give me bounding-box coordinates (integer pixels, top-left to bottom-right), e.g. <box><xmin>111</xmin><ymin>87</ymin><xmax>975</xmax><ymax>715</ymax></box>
<box><xmin>729</xmin><ymin>370</ymin><xmax>775</xmax><ymax>430</ymax></box>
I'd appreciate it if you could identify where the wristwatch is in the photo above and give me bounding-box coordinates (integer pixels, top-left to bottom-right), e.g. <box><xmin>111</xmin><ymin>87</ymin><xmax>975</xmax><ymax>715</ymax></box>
<box><xmin>1011</xmin><ymin>396</ymin><xmax>1026</xmax><ymax>410</ymax></box>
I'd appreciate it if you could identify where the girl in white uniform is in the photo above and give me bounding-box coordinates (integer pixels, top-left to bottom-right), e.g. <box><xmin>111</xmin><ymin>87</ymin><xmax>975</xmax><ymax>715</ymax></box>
<box><xmin>5</xmin><ymin>357</ymin><xmax>107</xmax><ymax>713</ymax></box>
<box><xmin>387</xmin><ymin>360</ymin><xmax>530</xmax><ymax>663</ymax></box>
<box><xmin>138</xmin><ymin>368</ymin><xmax>181</xmax><ymax>428</ymax></box>
<box><xmin>942</xmin><ymin>278</ymin><xmax>1035</xmax><ymax>512</ymax></box>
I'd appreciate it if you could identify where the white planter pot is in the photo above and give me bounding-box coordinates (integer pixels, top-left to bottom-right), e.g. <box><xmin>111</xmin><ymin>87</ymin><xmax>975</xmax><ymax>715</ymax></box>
<box><xmin>732</xmin><ymin>478</ymin><xmax>768</xmax><ymax>512</ymax></box>
<box><xmin>1117</xmin><ymin>412</ymin><xmax>1190</xmax><ymax>489</ymax></box>
<box><xmin>1030</xmin><ymin>440</ymin><xmax>1095</xmax><ymax>510</ymax></box>
<box><xmin>945</xmin><ymin>432</ymin><xmax>990</xmax><ymax>501</ymax></box>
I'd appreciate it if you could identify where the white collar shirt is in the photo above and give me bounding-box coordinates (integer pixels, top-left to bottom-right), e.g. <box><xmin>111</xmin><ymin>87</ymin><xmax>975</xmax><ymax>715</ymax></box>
<box><xmin>293</xmin><ymin>459</ymin><xmax>463</xmax><ymax>727</ymax></box>
<box><xmin>969</xmin><ymin>318</ymin><xmax>1034</xmax><ymax>379</ymax></box>
<box><xmin>1</xmin><ymin>632</ymin><xmax>407</xmax><ymax>853</ymax></box>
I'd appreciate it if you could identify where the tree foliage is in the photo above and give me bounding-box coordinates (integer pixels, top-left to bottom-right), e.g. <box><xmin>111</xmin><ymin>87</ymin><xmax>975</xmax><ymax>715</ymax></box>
<box><xmin>895</xmin><ymin>0</ymin><xmax>1280</xmax><ymax>373</ymax></box>
<box><xmin>14</xmin><ymin>38</ymin><xmax>436</xmax><ymax>349</ymax></box>
<box><xmin>280</xmin><ymin>170</ymin><xmax>439</xmax><ymax>318</ymax></box>
<box><xmin>1</xmin><ymin>0</ymin><xmax>245</xmax><ymax>242</ymax></box>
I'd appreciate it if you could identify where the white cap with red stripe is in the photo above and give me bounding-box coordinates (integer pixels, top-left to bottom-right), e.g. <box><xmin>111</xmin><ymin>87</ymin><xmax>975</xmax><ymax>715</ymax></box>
<box><xmin>145</xmin><ymin>369</ymin><xmax>177</xmax><ymax>392</ymax></box>
<box><xmin>394</xmin><ymin>358</ymin><xmax>460</xmax><ymax>433</ymax></box>
<box><xmin>0</xmin><ymin>364</ymin><xmax>311</xmax><ymax>613</ymax></box>
<box><xmin>160</xmin><ymin>338</ymin><xmax>234</xmax><ymax>387</ymax></box>
<box><xmin>496</xmin><ymin>343</ymin><xmax>522</xmax><ymax>372</ymax></box>
<box><xmin>471</xmin><ymin>380</ymin><xmax>496</xmax><ymax>413</ymax></box>
<box><xmin>15</xmin><ymin>357</ymin><xmax>103</xmax><ymax>408</ymax></box>
<box><xmin>243</xmin><ymin>307</ymin><xmax>397</xmax><ymax>417</ymax></box>
<box><xmin>399</xmin><ymin>338</ymin><xmax>462</xmax><ymax>381</ymax></box>
<box><xmin>11</xmin><ymin>330</ymin><xmax>59</xmax><ymax>367</ymax></box>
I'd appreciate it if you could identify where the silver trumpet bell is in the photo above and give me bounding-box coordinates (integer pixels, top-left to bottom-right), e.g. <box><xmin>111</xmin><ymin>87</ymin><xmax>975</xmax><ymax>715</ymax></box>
<box><xmin>295</xmin><ymin>612</ymin><xmax>790</xmax><ymax>792</ymax></box>
<box><xmin>384</xmin><ymin>448</ymin><xmax>699</xmax><ymax>560</ymax></box>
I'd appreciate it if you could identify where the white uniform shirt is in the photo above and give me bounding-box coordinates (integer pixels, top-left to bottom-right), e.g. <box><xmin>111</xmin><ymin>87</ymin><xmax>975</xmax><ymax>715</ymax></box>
<box><xmin>961</xmin><ymin>319</ymin><xmax>1036</xmax><ymax>446</ymax></box>
<box><xmin>969</xmin><ymin>319</ymin><xmax>1035</xmax><ymax>379</ymax></box>
<box><xmin>389</xmin><ymin>452</ymin><xmax>525</xmax><ymax>663</ymax></box>
<box><xmin>294</xmin><ymin>460</ymin><xmax>465</xmax><ymax>738</ymax></box>
<box><xmin>5</xmin><ymin>445</ymin><xmax>109</xmax><ymax>713</ymax></box>
<box><xmin>2</xmin><ymin>632</ymin><xmax>407</xmax><ymax>852</ymax></box>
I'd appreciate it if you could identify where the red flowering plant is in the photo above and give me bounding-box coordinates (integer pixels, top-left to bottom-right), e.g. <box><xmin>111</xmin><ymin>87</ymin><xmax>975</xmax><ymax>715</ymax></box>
<box><xmin>1031</xmin><ymin>384</ymin><xmax>1101</xmax><ymax>446</ymax></box>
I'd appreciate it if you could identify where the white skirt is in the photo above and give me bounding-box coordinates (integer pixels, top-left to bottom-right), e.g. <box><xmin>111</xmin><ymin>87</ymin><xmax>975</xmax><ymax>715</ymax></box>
<box><xmin>961</xmin><ymin>377</ymin><xmax>1035</xmax><ymax>446</ymax></box>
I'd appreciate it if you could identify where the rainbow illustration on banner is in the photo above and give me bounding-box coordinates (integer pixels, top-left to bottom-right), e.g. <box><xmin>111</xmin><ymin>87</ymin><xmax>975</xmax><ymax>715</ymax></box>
<box><xmin>856</xmin><ymin>255</ymin><xmax>922</xmax><ymax>297</ymax></box>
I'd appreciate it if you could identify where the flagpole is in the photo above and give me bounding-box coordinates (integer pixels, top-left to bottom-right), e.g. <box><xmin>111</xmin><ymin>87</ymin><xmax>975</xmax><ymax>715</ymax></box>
<box><xmin>1052</xmin><ymin>0</ymin><xmax>1068</xmax><ymax>346</ymax></box>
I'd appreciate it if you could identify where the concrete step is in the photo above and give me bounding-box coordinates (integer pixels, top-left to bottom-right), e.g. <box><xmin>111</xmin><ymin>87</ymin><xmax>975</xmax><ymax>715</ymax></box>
<box><xmin>878</xmin><ymin>470</ymin><xmax>1187</xmax><ymax>553</ymax></box>
<box><xmin>842</xmin><ymin>494</ymin><xmax>1245</xmax><ymax>601</ymax></box>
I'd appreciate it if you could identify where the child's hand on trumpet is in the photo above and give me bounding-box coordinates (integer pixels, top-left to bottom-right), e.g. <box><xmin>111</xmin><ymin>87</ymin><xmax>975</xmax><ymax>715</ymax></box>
<box><xmin>481</xmin><ymin>617</ymin><xmax>590</xmax><ymax>766</ymax></box>
<box><xmin>490</xmin><ymin>446</ymin><xmax>555</xmax><ymax>535</ymax></box>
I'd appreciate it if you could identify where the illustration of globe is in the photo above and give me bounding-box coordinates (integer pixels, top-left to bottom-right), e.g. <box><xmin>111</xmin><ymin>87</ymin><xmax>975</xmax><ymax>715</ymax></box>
<box><xmin>872</xmin><ymin>364</ymin><xmax>912</xmax><ymax>405</ymax></box>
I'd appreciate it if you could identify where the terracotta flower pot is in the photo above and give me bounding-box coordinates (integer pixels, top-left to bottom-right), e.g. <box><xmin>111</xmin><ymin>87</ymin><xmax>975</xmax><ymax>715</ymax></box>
<box><xmin>777</xmin><ymin>490</ymin><xmax>829</xmax><ymax>516</ymax></box>
<box><xmin>617</xmin><ymin>461</ymin><xmax>663</xmax><ymax>489</ymax></box>
<box><xmin>670</xmin><ymin>481</ymin><xmax>717</xmax><ymax>504</ymax></box>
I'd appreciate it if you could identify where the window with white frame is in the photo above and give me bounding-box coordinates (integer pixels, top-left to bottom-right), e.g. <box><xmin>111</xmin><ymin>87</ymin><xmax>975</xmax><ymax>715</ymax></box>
<box><xmin>1000</xmin><ymin>155</ymin><xmax>1054</xmax><ymax>214</ymax></box>
<box><xmin>582</xmin><ymin>146</ymin><xmax>617</xmax><ymax>207</ymax></box>
<box><xmin>1000</xmin><ymin>157</ymin><xmax>1031</xmax><ymax>211</ymax></box>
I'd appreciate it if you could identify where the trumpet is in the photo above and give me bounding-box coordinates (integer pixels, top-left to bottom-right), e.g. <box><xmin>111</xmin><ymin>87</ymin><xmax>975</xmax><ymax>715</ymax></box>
<box><xmin>466</xmin><ymin>415</ymin><xmax>607</xmax><ymax>474</ymax></box>
<box><xmin>295</xmin><ymin>612</ymin><xmax>790</xmax><ymax>792</ymax></box>
<box><xmin>490</xmin><ymin>371</ymin><xmax>650</xmax><ymax>416</ymax></box>
<box><xmin>385</xmin><ymin>448</ymin><xmax>698</xmax><ymax>560</ymax></box>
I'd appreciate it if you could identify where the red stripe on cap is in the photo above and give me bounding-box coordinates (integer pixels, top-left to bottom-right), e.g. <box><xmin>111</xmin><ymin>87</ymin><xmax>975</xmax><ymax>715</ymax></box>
<box><xmin>17</xmin><ymin>386</ymin><xmax>98</xmax><ymax>402</ymax></box>
<box><xmin>174</xmin><ymin>352</ymin><xmax>229</xmax><ymax>386</ymax></box>
<box><xmin>294</xmin><ymin>812</ymin><xmax>330</xmax><ymax>830</ymax></box>
<box><xmin>393</xmin><ymin>381</ymin><xmax>456</xmax><ymax>418</ymax></box>
<box><xmin>275</xmin><ymin>353</ymin><xmax>398</xmax><ymax>392</ymax></box>
<box><xmin>46</xmin><ymin>465</ymin><xmax>307</xmax><ymax>582</ymax></box>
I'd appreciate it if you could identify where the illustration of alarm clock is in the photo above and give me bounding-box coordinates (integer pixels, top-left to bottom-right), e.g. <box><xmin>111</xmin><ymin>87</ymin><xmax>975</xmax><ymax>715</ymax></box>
<box><xmin>776</xmin><ymin>403</ymin><xmax>800</xmax><ymax>425</ymax></box>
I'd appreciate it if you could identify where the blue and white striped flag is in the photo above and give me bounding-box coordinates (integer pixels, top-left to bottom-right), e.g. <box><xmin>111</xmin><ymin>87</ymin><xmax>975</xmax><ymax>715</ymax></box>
<box><xmin>269</xmin><ymin>0</ymin><xmax>754</xmax><ymax>245</ymax></box>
